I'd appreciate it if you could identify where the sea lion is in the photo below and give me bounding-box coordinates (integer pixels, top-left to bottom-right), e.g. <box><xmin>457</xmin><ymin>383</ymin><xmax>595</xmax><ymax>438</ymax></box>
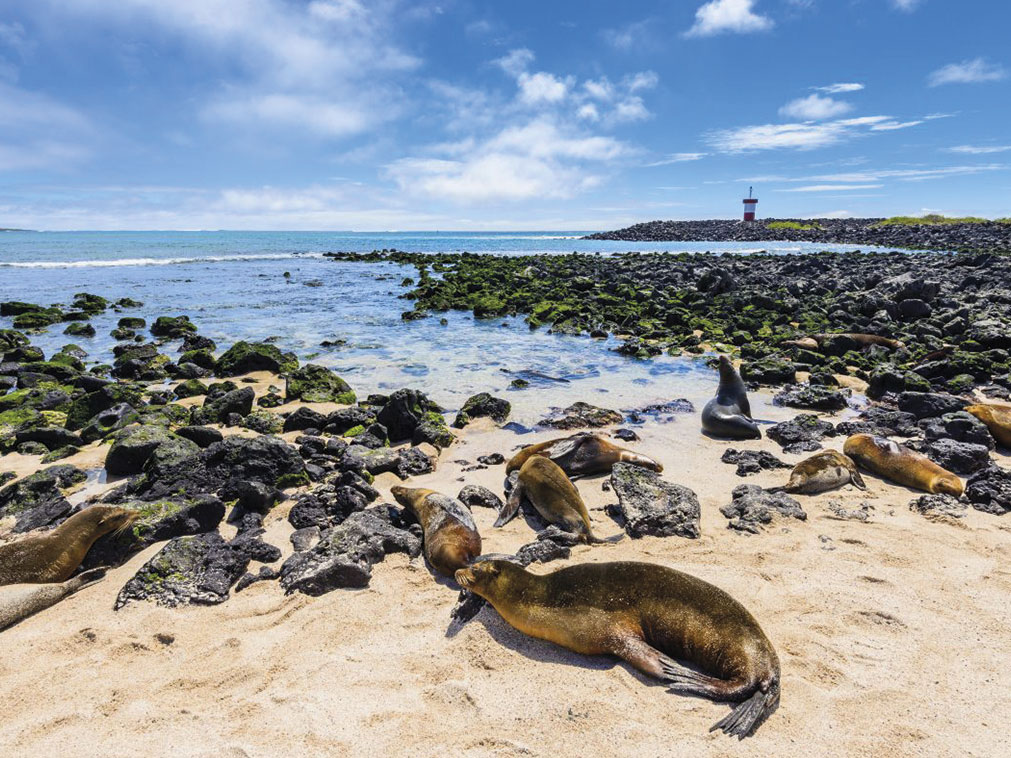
<box><xmin>702</xmin><ymin>356</ymin><xmax>760</xmax><ymax>440</ymax></box>
<box><xmin>0</xmin><ymin>506</ymin><xmax>138</xmax><ymax>586</ymax></box>
<box><xmin>783</xmin><ymin>333</ymin><xmax>904</xmax><ymax>351</ymax></box>
<box><xmin>0</xmin><ymin>568</ymin><xmax>106</xmax><ymax>631</ymax></box>
<box><xmin>843</xmin><ymin>433</ymin><xmax>963</xmax><ymax>496</ymax></box>
<box><xmin>505</xmin><ymin>432</ymin><xmax>663</xmax><ymax>477</ymax></box>
<box><xmin>782</xmin><ymin>450</ymin><xmax>866</xmax><ymax>494</ymax></box>
<box><xmin>391</xmin><ymin>486</ymin><xmax>481</xmax><ymax>577</ymax></box>
<box><xmin>495</xmin><ymin>456</ymin><xmax>607</xmax><ymax>543</ymax></box>
<box><xmin>456</xmin><ymin>560</ymin><xmax>780</xmax><ymax>739</ymax></box>
<box><xmin>965</xmin><ymin>403</ymin><xmax>1011</xmax><ymax>448</ymax></box>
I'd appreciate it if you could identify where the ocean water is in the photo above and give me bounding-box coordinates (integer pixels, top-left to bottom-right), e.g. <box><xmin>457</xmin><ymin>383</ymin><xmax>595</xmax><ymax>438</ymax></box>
<box><xmin>0</xmin><ymin>231</ymin><xmax>884</xmax><ymax>423</ymax></box>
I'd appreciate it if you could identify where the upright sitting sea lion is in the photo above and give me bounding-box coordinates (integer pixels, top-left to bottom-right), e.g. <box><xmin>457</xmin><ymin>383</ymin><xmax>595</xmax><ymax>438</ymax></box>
<box><xmin>782</xmin><ymin>450</ymin><xmax>866</xmax><ymax>494</ymax></box>
<box><xmin>0</xmin><ymin>506</ymin><xmax>138</xmax><ymax>586</ymax></box>
<box><xmin>0</xmin><ymin>569</ymin><xmax>106</xmax><ymax>631</ymax></box>
<box><xmin>783</xmin><ymin>333</ymin><xmax>904</xmax><ymax>352</ymax></box>
<box><xmin>965</xmin><ymin>403</ymin><xmax>1011</xmax><ymax>448</ymax></box>
<box><xmin>505</xmin><ymin>433</ymin><xmax>662</xmax><ymax>477</ymax></box>
<box><xmin>702</xmin><ymin>356</ymin><xmax>760</xmax><ymax>440</ymax></box>
<box><xmin>843</xmin><ymin>433</ymin><xmax>963</xmax><ymax>496</ymax></box>
<box><xmin>456</xmin><ymin>560</ymin><xmax>780</xmax><ymax>739</ymax></box>
<box><xmin>391</xmin><ymin>486</ymin><xmax>481</xmax><ymax>577</ymax></box>
<box><xmin>495</xmin><ymin>457</ymin><xmax>610</xmax><ymax>543</ymax></box>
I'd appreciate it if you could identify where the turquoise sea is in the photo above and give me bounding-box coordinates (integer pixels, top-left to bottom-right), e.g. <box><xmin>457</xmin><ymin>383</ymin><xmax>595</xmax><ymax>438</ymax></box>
<box><xmin>0</xmin><ymin>231</ymin><xmax>888</xmax><ymax>422</ymax></box>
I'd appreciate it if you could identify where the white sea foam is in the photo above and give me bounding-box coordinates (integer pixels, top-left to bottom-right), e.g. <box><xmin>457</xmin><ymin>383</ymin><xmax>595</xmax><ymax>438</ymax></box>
<box><xmin>0</xmin><ymin>252</ymin><xmax>325</xmax><ymax>269</ymax></box>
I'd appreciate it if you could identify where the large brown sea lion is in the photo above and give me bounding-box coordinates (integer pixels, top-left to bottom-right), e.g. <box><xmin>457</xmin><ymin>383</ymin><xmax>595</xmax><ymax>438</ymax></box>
<box><xmin>0</xmin><ymin>506</ymin><xmax>137</xmax><ymax>586</ymax></box>
<box><xmin>506</xmin><ymin>433</ymin><xmax>662</xmax><ymax>477</ymax></box>
<box><xmin>843</xmin><ymin>433</ymin><xmax>963</xmax><ymax>496</ymax></box>
<box><xmin>783</xmin><ymin>333</ymin><xmax>905</xmax><ymax>352</ymax></box>
<box><xmin>0</xmin><ymin>568</ymin><xmax>106</xmax><ymax>631</ymax></box>
<box><xmin>456</xmin><ymin>560</ymin><xmax>780</xmax><ymax>739</ymax></box>
<box><xmin>702</xmin><ymin>356</ymin><xmax>760</xmax><ymax>440</ymax></box>
<box><xmin>495</xmin><ymin>456</ymin><xmax>607</xmax><ymax>542</ymax></box>
<box><xmin>391</xmin><ymin>486</ymin><xmax>481</xmax><ymax>577</ymax></box>
<box><xmin>782</xmin><ymin>450</ymin><xmax>866</xmax><ymax>494</ymax></box>
<box><xmin>965</xmin><ymin>403</ymin><xmax>1011</xmax><ymax>448</ymax></box>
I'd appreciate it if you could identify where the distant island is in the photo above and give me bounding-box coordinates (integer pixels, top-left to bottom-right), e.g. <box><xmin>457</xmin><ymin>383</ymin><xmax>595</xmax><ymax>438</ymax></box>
<box><xmin>0</xmin><ymin>227</ymin><xmax>33</xmax><ymax>232</ymax></box>
<box><xmin>584</xmin><ymin>215</ymin><xmax>1011</xmax><ymax>253</ymax></box>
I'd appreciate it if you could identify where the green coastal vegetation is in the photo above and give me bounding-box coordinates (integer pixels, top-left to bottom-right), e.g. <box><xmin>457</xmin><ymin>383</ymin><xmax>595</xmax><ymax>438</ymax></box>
<box><xmin>766</xmin><ymin>221</ymin><xmax>824</xmax><ymax>231</ymax></box>
<box><xmin>873</xmin><ymin>214</ymin><xmax>991</xmax><ymax>226</ymax></box>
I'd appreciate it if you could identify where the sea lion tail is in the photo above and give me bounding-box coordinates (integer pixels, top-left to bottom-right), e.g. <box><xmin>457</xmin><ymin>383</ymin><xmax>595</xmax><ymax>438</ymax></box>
<box><xmin>586</xmin><ymin>532</ymin><xmax>626</xmax><ymax>545</ymax></box>
<box><xmin>710</xmin><ymin>681</ymin><xmax>780</xmax><ymax>740</ymax></box>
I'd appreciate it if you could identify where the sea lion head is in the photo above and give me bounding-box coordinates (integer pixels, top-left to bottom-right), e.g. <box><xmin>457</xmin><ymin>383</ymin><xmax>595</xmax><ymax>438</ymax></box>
<box><xmin>717</xmin><ymin>354</ymin><xmax>736</xmax><ymax>379</ymax></box>
<box><xmin>390</xmin><ymin>485</ymin><xmax>430</xmax><ymax>510</ymax></box>
<box><xmin>931</xmin><ymin>474</ymin><xmax>964</xmax><ymax>498</ymax></box>
<box><xmin>79</xmin><ymin>505</ymin><xmax>139</xmax><ymax>537</ymax></box>
<box><xmin>455</xmin><ymin>559</ymin><xmax>521</xmax><ymax>596</ymax></box>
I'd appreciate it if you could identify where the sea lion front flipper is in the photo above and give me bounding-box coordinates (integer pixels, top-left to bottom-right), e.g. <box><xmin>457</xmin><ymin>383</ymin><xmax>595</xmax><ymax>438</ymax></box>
<box><xmin>494</xmin><ymin>481</ymin><xmax>524</xmax><ymax>527</ymax></box>
<box><xmin>709</xmin><ymin>685</ymin><xmax>781</xmax><ymax>740</ymax></box>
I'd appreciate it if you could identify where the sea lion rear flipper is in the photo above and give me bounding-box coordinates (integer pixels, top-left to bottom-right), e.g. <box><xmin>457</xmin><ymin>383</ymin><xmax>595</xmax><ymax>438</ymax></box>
<box><xmin>709</xmin><ymin>683</ymin><xmax>781</xmax><ymax>740</ymax></box>
<box><xmin>587</xmin><ymin>532</ymin><xmax>625</xmax><ymax>544</ymax></box>
<box><xmin>494</xmin><ymin>482</ymin><xmax>524</xmax><ymax>528</ymax></box>
<box><xmin>71</xmin><ymin>568</ymin><xmax>108</xmax><ymax>589</ymax></box>
<box><xmin>850</xmin><ymin>469</ymin><xmax>868</xmax><ymax>491</ymax></box>
<box><xmin>658</xmin><ymin>657</ymin><xmax>734</xmax><ymax>698</ymax></box>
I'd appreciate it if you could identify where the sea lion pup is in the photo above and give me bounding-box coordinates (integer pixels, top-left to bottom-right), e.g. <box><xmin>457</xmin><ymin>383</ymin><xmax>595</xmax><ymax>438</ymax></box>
<box><xmin>783</xmin><ymin>333</ymin><xmax>904</xmax><ymax>351</ymax></box>
<box><xmin>782</xmin><ymin>450</ymin><xmax>866</xmax><ymax>494</ymax></box>
<box><xmin>456</xmin><ymin>560</ymin><xmax>780</xmax><ymax>739</ymax></box>
<box><xmin>0</xmin><ymin>568</ymin><xmax>106</xmax><ymax>631</ymax></box>
<box><xmin>391</xmin><ymin>486</ymin><xmax>481</xmax><ymax>578</ymax></box>
<box><xmin>701</xmin><ymin>356</ymin><xmax>760</xmax><ymax>440</ymax></box>
<box><xmin>505</xmin><ymin>433</ymin><xmax>662</xmax><ymax>477</ymax></box>
<box><xmin>495</xmin><ymin>456</ymin><xmax>611</xmax><ymax>543</ymax></box>
<box><xmin>843</xmin><ymin>433</ymin><xmax>963</xmax><ymax>496</ymax></box>
<box><xmin>965</xmin><ymin>403</ymin><xmax>1011</xmax><ymax>448</ymax></box>
<box><xmin>0</xmin><ymin>506</ymin><xmax>138</xmax><ymax>586</ymax></box>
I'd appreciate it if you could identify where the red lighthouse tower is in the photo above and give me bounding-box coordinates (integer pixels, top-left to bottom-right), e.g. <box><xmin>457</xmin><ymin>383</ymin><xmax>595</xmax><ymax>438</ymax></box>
<box><xmin>743</xmin><ymin>186</ymin><xmax>758</xmax><ymax>222</ymax></box>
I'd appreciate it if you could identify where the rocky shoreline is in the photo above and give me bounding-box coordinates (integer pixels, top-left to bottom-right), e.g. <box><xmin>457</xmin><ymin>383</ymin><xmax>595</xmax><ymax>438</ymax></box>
<box><xmin>583</xmin><ymin>218</ymin><xmax>1011</xmax><ymax>253</ymax></box>
<box><xmin>3</xmin><ymin>258</ymin><xmax>1011</xmax><ymax>613</ymax></box>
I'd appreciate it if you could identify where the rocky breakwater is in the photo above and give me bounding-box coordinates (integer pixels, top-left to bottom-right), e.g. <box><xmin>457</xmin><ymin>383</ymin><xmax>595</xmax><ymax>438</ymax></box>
<box><xmin>584</xmin><ymin>218</ymin><xmax>1011</xmax><ymax>254</ymax></box>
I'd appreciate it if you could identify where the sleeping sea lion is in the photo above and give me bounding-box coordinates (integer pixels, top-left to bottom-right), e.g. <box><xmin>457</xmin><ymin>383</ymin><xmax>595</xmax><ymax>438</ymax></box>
<box><xmin>391</xmin><ymin>486</ymin><xmax>481</xmax><ymax>577</ymax></box>
<box><xmin>0</xmin><ymin>506</ymin><xmax>138</xmax><ymax>586</ymax></box>
<box><xmin>505</xmin><ymin>433</ymin><xmax>662</xmax><ymax>477</ymax></box>
<box><xmin>0</xmin><ymin>568</ymin><xmax>106</xmax><ymax>631</ymax></box>
<box><xmin>843</xmin><ymin>433</ymin><xmax>963</xmax><ymax>496</ymax></box>
<box><xmin>456</xmin><ymin>560</ymin><xmax>780</xmax><ymax>739</ymax></box>
<box><xmin>782</xmin><ymin>450</ymin><xmax>866</xmax><ymax>494</ymax></box>
<box><xmin>783</xmin><ymin>333</ymin><xmax>904</xmax><ymax>351</ymax></box>
<box><xmin>702</xmin><ymin>356</ymin><xmax>760</xmax><ymax>440</ymax></box>
<box><xmin>965</xmin><ymin>403</ymin><xmax>1011</xmax><ymax>448</ymax></box>
<box><xmin>495</xmin><ymin>457</ymin><xmax>610</xmax><ymax>543</ymax></box>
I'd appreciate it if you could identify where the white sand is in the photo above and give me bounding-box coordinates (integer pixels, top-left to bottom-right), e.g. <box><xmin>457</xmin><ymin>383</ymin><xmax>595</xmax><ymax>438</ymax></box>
<box><xmin>1</xmin><ymin>391</ymin><xmax>1010</xmax><ymax>757</ymax></box>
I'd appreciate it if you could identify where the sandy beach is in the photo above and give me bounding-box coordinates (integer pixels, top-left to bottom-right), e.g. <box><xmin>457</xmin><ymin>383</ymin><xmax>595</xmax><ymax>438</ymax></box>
<box><xmin>2</xmin><ymin>388</ymin><xmax>1009</xmax><ymax>758</ymax></box>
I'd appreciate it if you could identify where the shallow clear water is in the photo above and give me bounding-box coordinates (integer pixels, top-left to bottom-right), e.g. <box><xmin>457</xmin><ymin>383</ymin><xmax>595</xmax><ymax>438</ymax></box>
<box><xmin>0</xmin><ymin>231</ymin><xmax>886</xmax><ymax>423</ymax></box>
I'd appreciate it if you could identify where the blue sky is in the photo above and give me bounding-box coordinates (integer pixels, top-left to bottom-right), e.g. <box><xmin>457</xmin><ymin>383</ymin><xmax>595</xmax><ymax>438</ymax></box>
<box><xmin>0</xmin><ymin>0</ymin><xmax>1008</xmax><ymax>230</ymax></box>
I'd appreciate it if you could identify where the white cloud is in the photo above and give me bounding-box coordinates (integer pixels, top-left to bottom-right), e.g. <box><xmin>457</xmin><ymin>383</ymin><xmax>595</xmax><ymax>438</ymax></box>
<box><xmin>815</xmin><ymin>83</ymin><xmax>864</xmax><ymax>94</ymax></box>
<box><xmin>603</xmin><ymin>19</ymin><xmax>652</xmax><ymax>50</ymax></box>
<box><xmin>778</xmin><ymin>184</ymin><xmax>883</xmax><ymax>192</ymax></box>
<box><xmin>745</xmin><ymin>164</ymin><xmax>1008</xmax><ymax>184</ymax></box>
<box><xmin>517</xmin><ymin>71</ymin><xmax>571</xmax><ymax>105</ymax></box>
<box><xmin>928</xmin><ymin>58</ymin><xmax>1007</xmax><ymax>86</ymax></box>
<box><xmin>947</xmin><ymin>144</ymin><xmax>1011</xmax><ymax>154</ymax></box>
<box><xmin>387</xmin><ymin>118</ymin><xmax>630</xmax><ymax>203</ymax></box>
<box><xmin>685</xmin><ymin>0</ymin><xmax>773</xmax><ymax>38</ymax></box>
<box><xmin>869</xmin><ymin>119</ymin><xmax>923</xmax><ymax>131</ymax></box>
<box><xmin>51</xmin><ymin>0</ymin><xmax>419</xmax><ymax>139</ymax></box>
<box><xmin>707</xmin><ymin>113</ymin><xmax>924</xmax><ymax>152</ymax></box>
<box><xmin>625</xmin><ymin>71</ymin><xmax>659</xmax><ymax>92</ymax></box>
<box><xmin>646</xmin><ymin>152</ymin><xmax>707</xmax><ymax>166</ymax></box>
<box><xmin>892</xmin><ymin>0</ymin><xmax>922</xmax><ymax>11</ymax></box>
<box><xmin>779</xmin><ymin>94</ymin><xmax>853</xmax><ymax>120</ymax></box>
<box><xmin>494</xmin><ymin>48</ymin><xmax>535</xmax><ymax>78</ymax></box>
